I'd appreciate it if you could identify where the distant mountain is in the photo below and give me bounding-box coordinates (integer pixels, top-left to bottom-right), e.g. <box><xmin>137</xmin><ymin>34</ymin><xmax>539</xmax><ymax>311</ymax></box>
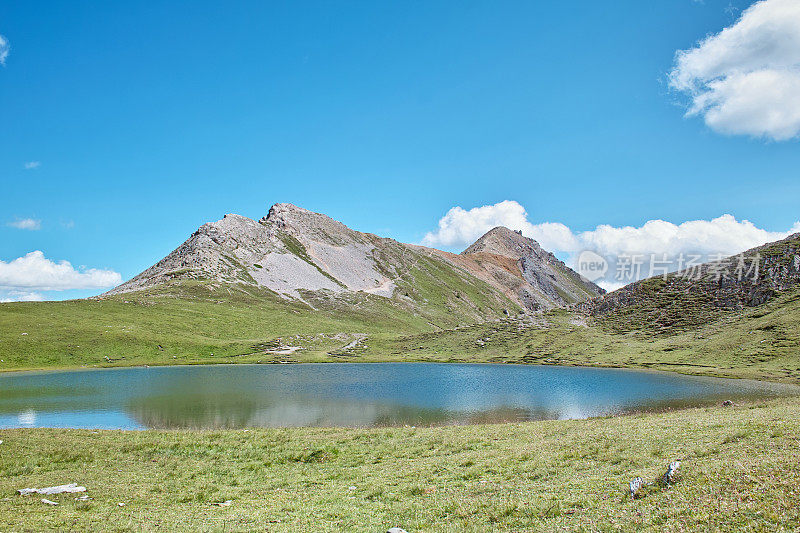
<box><xmin>107</xmin><ymin>203</ymin><xmax>602</xmax><ymax>318</ymax></box>
<box><xmin>460</xmin><ymin>226</ymin><xmax>604</xmax><ymax>310</ymax></box>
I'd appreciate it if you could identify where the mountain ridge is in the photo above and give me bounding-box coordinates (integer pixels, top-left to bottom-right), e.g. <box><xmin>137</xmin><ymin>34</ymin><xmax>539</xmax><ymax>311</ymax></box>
<box><xmin>462</xmin><ymin>226</ymin><xmax>604</xmax><ymax>309</ymax></box>
<box><xmin>107</xmin><ymin>203</ymin><xmax>603</xmax><ymax>314</ymax></box>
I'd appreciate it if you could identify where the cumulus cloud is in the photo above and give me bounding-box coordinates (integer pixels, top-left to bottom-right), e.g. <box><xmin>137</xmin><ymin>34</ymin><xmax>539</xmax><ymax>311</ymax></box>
<box><xmin>423</xmin><ymin>200</ymin><xmax>800</xmax><ymax>291</ymax></box>
<box><xmin>0</xmin><ymin>251</ymin><xmax>122</xmax><ymax>292</ymax></box>
<box><xmin>0</xmin><ymin>290</ymin><xmax>45</xmax><ymax>303</ymax></box>
<box><xmin>0</xmin><ymin>34</ymin><xmax>8</xmax><ymax>66</ymax></box>
<box><xmin>577</xmin><ymin>215</ymin><xmax>800</xmax><ymax>258</ymax></box>
<box><xmin>669</xmin><ymin>0</ymin><xmax>800</xmax><ymax>140</ymax></box>
<box><xmin>24</xmin><ymin>161</ymin><xmax>41</xmax><ymax>170</ymax></box>
<box><xmin>421</xmin><ymin>201</ymin><xmax>579</xmax><ymax>252</ymax></box>
<box><xmin>7</xmin><ymin>218</ymin><xmax>42</xmax><ymax>231</ymax></box>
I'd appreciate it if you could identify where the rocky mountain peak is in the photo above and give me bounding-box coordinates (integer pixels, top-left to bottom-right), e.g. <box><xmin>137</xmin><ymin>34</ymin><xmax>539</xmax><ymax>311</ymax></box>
<box><xmin>460</xmin><ymin>226</ymin><xmax>604</xmax><ymax>310</ymax></box>
<box><xmin>462</xmin><ymin>226</ymin><xmax>544</xmax><ymax>259</ymax></box>
<box><xmin>207</xmin><ymin>213</ymin><xmax>259</xmax><ymax>231</ymax></box>
<box><xmin>261</xmin><ymin>203</ymin><xmax>360</xmax><ymax>244</ymax></box>
<box><xmin>107</xmin><ymin>203</ymin><xmax>604</xmax><ymax>313</ymax></box>
<box><xmin>263</xmin><ymin>203</ymin><xmax>312</xmax><ymax>224</ymax></box>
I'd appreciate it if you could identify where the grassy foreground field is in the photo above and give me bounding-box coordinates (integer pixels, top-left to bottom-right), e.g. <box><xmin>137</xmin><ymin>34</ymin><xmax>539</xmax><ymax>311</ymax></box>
<box><xmin>2</xmin><ymin>279</ymin><xmax>799</xmax><ymax>530</ymax></box>
<box><xmin>1</xmin><ymin>396</ymin><xmax>798</xmax><ymax>531</ymax></box>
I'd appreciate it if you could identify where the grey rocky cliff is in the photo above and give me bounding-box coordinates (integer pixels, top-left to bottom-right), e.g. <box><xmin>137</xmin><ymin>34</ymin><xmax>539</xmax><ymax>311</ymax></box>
<box><xmin>462</xmin><ymin>226</ymin><xmax>605</xmax><ymax>310</ymax></box>
<box><xmin>107</xmin><ymin>204</ymin><xmax>603</xmax><ymax>313</ymax></box>
<box><xmin>108</xmin><ymin>204</ymin><xmax>395</xmax><ymax>299</ymax></box>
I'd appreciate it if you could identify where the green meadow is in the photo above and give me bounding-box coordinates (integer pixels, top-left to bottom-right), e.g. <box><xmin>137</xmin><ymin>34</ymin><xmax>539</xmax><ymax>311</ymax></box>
<box><xmin>1</xmin><ymin>397</ymin><xmax>798</xmax><ymax>531</ymax></box>
<box><xmin>2</xmin><ymin>282</ymin><xmax>799</xmax><ymax>531</ymax></box>
<box><xmin>2</xmin><ymin>283</ymin><xmax>799</xmax><ymax>384</ymax></box>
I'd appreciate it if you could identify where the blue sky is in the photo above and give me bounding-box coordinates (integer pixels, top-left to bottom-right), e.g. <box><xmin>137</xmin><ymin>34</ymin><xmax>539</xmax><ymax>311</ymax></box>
<box><xmin>1</xmin><ymin>0</ymin><xmax>799</xmax><ymax>300</ymax></box>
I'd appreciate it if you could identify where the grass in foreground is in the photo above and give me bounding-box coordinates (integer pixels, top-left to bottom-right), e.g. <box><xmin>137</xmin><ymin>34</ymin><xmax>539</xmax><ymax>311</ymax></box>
<box><xmin>1</xmin><ymin>397</ymin><xmax>798</xmax><ymax>531</ymax></box>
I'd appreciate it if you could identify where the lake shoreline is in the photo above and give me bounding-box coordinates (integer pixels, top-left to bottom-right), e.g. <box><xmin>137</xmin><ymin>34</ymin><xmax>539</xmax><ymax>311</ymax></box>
<box><xmin>2</xmin><ymin>356</ymin><xmax>799</xmax><ymax>385</ymax></box>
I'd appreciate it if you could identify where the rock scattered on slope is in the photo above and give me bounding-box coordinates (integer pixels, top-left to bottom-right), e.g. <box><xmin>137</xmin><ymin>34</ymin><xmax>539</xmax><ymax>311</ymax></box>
<box><xmin>664</xmin><ymin>461</ymin><xmax>681</xmax><ymax>485</ymax></box>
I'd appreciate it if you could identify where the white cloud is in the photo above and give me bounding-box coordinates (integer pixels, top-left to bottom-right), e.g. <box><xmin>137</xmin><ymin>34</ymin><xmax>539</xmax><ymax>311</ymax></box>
<box><xmin>669</xmin><ymin>0</ymin><xmax>800</xmax><ymax>140</ymax></box>
<box><xmin>0</xmin><ymin>290</ymin><xmax>45</xmax><ymax>303</ymax></box>
<box><xmin>594</xmin><ymin>280</ymin><xmax>628</xmax><ymax>293</ymax></box>
<box><xmin>7</xmin><ymin>218</ymin><xmax>42</xmax><ymax>231</ymax></box>
<box><xmin>421</xmin><ymin>200</ymin><xmax>579</xmax><ymax>252</ymax></box>
<box><xmin>0</xmin><ymin>34</ymin><xmax>8</xmax><ymax>66</ymax></box>
<box><xmin>423</xmin><ymin>200</ymin><xmax>800</xmax><ymax>289</ymax></box>
<box><xmin>576</xmin><ymin>215</ymin><xmax>800</xmax><ymax>258</ymax></box>
<box><xmin>0</xmin><ymin>251</ymin><xmax>122</xmax><ymax>291</ymax></box>
<box><xmin>24</xmin><ymin>161</ymin><xmax>41</xmax><ymax>170</ymax></box>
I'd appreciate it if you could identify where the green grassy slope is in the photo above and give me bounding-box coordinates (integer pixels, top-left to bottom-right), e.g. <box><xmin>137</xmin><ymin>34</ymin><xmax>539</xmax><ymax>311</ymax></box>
<box><xmin>380</xmin><ymin>287</ymin><xmax>800</xmax><ymax>382</ymax></box>
<box><xmin>0</xmin><ymin>262</ymin><xmax>520</xmax><ymax>371</ymax></box>
<box><xmin>0</xmin><ymin>282</ymin><xmax>383</xmax><ymax>371</ymax></box>
<box><xmin>2</xmin><ymin>284</ymin><xmax>799</xmax><ymax>381</ymax></box>
<box><xmin>1</xmin><ymin>397</ymin><xmax>798</xmax><ymax>531</ymax></box>
<box><xmin>3</xmin><ymin>234</ymin><xmax>799</xmax><ymax>380</ymax></box>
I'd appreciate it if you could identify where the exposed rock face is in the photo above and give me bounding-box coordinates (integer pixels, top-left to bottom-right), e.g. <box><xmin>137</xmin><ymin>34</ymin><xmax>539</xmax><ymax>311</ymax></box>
<box><xmin>106</xmin><ymin>213</ymin><xmax>277</xmax><ymax>294</ymax></box>
<box><xmin>108</xmin><ymin>204</ymin><xmax>396</xmax><ymax>300</ymax></box>
<box><xmin>108</xmin><ymin>204</ymin><xmax>602</xmax><ymax>313</ymax></box>
<box><xmin>459</xmin><ymin>227</ymin><xmax>605</xmax><ymax>310</ymax></box>
<box><xmin>583</xmin><ymin>232</ymin><xmax>800</xmax><ymax>331</ymax></box>
<box><xmin>265</xmin><ymin>205</ymin><xmax>395</xmax><ymax>297</ymax></box>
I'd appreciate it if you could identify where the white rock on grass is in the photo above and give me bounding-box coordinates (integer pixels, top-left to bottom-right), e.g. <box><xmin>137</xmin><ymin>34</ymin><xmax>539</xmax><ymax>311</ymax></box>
<box><xmin>212</xmin><ymin>500</ymin><xmax>233</xmax><ymax>507</ymax></box>
<box><xmin>664</xmin><ymin>461</ymin><xmax>681</xmax><ymax>484</ymax></box>
<box><xmin>41</xmin><ymin>499</ymin><xmax>58</xmax><ymax>506</ymax></box>
<box><xmin>387</xmin><ymin>528</ymin><xmax>409</xmax><ymax>533</ymax></box>
<box><xmin>629</xmin><ymin>477</ymin><xmax>644</xmax><ymax>498</ymax></box>
<box><xmin>18</xmin><ymin>483</ymin><xmax>86</xmax><ymax>496</ymax></box>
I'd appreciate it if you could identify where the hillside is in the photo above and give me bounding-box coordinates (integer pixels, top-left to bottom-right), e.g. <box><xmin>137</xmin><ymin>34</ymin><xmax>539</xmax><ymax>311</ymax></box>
<box><xmin>584</xmin><ymin>232</ymin><xmax>800</xmax><ymax>334</ymax></box>
<box><xmin>0</xmin><ymin>204</ymin><xmax>604</xmax><ymax>371</ymax></box>
<box><xmin>382</xmin><ymin>285</ymin><xmax>800</xmax><ymax>382</ymax></box>
<box><xmin>106</xmin><ymin>203</ymin><xmax>521</xmax><ymax>329</ymax></box>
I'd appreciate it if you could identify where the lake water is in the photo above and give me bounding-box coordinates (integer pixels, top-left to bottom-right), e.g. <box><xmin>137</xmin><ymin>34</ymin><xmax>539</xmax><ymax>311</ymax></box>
<box><xmin>0</xmin><ymin>363</ymin><xmax>796</xmax><ymax>429</ymax></box>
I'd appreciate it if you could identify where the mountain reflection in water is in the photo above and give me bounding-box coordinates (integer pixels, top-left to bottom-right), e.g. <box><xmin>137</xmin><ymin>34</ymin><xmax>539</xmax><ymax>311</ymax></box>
<box><xmin>0</xmin><ymin>363</ymin><xmax>796</xmax><ymax>429</ymax></box>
